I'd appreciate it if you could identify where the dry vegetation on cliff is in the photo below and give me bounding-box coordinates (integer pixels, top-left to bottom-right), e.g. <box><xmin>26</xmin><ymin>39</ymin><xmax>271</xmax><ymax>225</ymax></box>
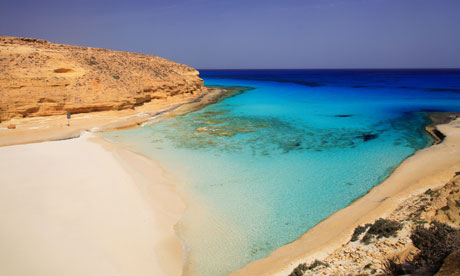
<box><xmin>0</xmin><ymin>36</ymin><xmax>205</xmax><ymax>122</ymax></box>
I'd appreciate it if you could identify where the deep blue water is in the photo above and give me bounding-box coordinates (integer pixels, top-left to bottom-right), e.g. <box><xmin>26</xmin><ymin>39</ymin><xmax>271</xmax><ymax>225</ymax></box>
<box><xmin>200</xmin><ymin>69</ymin><xmax>460</xmax><ymax>95</ymax></box>
<box><xmin>104</xmin><ymin>69</ymin><xmax>460</xmax><ymax>276</ymax></box>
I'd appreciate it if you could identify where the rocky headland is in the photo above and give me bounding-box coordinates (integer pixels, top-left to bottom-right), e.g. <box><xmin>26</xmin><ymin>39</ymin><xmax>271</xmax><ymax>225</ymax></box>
<box><xmin>0</xmin><ymin>36</ymin><xmax>249</xmax><ymax>146</ymax></box>
<box><xmin>0</xmin><ymin>36</ymin><xmax>205</xmax><ymax>122</ymax></box>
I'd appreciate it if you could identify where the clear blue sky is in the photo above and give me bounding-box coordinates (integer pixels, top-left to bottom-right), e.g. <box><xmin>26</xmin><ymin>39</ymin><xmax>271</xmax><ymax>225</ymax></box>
<box><xmin>1</xmin><ymin>0</ymin><xmax>459</xmax><ymax>69</ymax></box>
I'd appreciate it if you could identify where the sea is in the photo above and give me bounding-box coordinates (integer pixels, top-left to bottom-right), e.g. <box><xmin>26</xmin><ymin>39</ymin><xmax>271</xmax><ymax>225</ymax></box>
<box><xmin>103</xmin><ymin>69</ymin><xmax>460</xmax><ymax>276</ymax></box>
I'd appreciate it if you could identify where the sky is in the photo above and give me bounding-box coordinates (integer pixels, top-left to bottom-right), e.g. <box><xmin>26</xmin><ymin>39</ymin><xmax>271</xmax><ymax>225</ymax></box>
<box><xmin>1</xmin><ymin>0</ymin><xmax>459</xmax><ymax>69</ymax></box>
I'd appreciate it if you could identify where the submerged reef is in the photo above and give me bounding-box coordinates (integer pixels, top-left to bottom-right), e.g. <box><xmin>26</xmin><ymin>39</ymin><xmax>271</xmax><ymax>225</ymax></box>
<box><xmin>149</xmin><ymin>107</ymin><xmax>431</xmax><ymax>156</ymax></box>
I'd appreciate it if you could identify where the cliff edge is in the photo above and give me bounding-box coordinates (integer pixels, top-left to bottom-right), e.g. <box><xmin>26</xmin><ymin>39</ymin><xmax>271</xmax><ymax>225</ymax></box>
<box><xmin>0</xmin><ymin>36</ymin><xmax>205</xmax><ymax>122</ymax></box>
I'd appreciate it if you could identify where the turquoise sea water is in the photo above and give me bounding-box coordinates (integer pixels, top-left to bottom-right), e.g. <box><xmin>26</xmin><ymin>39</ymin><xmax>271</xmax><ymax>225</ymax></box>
<box><xmin>103</xmin><ymin>70</ymin><xmax>460</xmax><ymax>276</ymax></box>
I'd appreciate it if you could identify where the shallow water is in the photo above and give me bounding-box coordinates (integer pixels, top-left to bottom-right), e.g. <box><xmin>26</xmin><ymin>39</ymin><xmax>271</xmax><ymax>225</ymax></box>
<box><xmin>103</xmin><ymin>70</ymin><xmax>460</xmax><ymax>276</ymax></box>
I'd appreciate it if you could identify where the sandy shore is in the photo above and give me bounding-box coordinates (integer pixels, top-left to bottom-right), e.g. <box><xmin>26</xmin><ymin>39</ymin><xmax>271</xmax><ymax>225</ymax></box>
<box><xmin>0</xmin><ymin>85</ymin><xmax>251</xmax><ymax>276</ymax></box>
<box><xmin>228</xmin><ymin>118</ymin><xmax>460</xmax><ymax>276</ymax></box>
<box><xmin>0</xmin><ymin>132</ymin><xmax>186</xmax><ymax>276</ymax></box>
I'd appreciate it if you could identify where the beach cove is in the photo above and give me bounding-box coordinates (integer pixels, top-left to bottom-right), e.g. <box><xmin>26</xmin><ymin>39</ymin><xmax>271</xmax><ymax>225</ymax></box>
<box><xmin>104</xmin><ymin>70</ymin><xmax>460</xmax><ymax>275</ymax></box>
<box><xmin>1</xmin><ymin>70</ymin><xmax>460</xmax><ymax>276</ymax></box>
<box><xmin>0</xmin><ymin>84</ymin><xmax>251</xmax><ymax>275</ymax></box>
<box><xmin>2</xmin><ymin>0</ymin><xmax>460</xmax><ymax>274</ymax></box>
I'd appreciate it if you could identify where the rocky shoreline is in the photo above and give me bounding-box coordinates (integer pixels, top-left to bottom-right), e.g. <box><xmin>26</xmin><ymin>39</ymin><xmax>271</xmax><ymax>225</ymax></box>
<box><xmin>292</xmin><ymin>173</ymin><xmax>460</xmax><ymax>276</ymax></box>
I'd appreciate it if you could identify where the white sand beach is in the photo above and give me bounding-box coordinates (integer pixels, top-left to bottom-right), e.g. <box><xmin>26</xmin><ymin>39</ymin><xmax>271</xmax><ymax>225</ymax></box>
<box><xmin>0</xmin><ymin>132</ymin><xmax>185</xmax><ymax>276</ymax></box>
<box><xmin>0</xmin><ymin>85</ymin><xmax>245</xmax><ymax>276</ymax></box>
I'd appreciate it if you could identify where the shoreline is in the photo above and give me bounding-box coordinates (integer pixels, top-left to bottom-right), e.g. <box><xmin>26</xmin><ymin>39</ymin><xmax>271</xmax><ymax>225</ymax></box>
<box><xmin>0</xmin><ymin>86</ymin><xmax>251</xmax><ymax>147</ymax></box>
<box><xmin>93</xmin><ymin>133</ymin><xmax>188</xmax><ymax>275</ymax></box>
<box><xmin>1</xmin><ymin>86</ymin><xmax>460</xmax><ymax>276</ymax></box>
<box><xmin>0</xmin><ymin>85</ymin><xmax>252</xmax><ymax>276</ymax></box>
<box><xmin>228</xmin><ymin>116</ymin><xmax>460</xmax><ymax>276</ymax></box>
<box><xmin>89</xmin><ymin>111</ymin><xmax>460</xmax><ymax>276</ymax></box>
<box><xmin>0</xmin><ymin>132</ymin><xmax>185</xmax><ymax>276</ymax></box>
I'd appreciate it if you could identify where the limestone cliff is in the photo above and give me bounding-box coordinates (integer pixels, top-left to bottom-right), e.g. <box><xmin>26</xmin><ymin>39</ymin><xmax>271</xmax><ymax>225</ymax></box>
<box><xmin>0</xmin><ymin>36</ymin><xmax>205</xmax><ymax>122</ymax></box>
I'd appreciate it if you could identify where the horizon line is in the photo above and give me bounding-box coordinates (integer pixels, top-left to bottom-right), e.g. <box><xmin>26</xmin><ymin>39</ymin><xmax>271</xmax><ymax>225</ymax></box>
<box><xmin>197</xmin><ymin>68</ymin><xmax>460</xmax><ymax>71</ymax></box>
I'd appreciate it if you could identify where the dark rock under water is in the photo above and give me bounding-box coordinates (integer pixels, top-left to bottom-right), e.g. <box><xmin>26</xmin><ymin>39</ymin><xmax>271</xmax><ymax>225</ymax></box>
<box><xmin>360</xmin><ymin>133</ymin><xmax>378</xmax><ymax>142</ymax></box>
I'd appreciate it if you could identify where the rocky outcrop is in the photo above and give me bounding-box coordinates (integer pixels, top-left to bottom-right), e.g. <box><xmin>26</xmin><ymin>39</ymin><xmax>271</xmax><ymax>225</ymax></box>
<box><xmin>293</xmin><ymin>174</ymin><xmax>460</xmax><ymax>276</ymax></box>
<box><xmin>435</xmin><ymin>250</ymin><xmax>460</xmax><ymax>276</ymax></box>
<box><xmin>0</xmin><ymin>36</ymin><xmax>205</xmax><ymax>122</ymax></box>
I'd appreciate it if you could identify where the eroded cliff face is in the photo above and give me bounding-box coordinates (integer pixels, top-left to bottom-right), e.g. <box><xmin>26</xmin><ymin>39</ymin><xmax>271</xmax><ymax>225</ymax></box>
<box><xmin>0</xmin><ymin>36</ymin><xmax>205</xmax><ymax>122</ymax></box>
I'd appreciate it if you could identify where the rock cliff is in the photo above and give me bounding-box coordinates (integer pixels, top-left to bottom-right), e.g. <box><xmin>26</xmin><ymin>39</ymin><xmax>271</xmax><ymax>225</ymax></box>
<box><xmin>0</xmin><ymin>36</ymin><xmax>205</xmax><ymax>122</ymax></box>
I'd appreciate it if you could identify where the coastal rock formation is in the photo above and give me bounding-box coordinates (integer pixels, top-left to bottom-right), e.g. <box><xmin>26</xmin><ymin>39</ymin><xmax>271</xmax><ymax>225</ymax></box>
<box><xmin>0</xmin><ymin>36</ymin><xmax>205</xmax><ymax>122</ymax></box>
<box><xmin>435</xmin><ymin>250</ymin><xmax>460</xmax><ymax>276</ymax></box>
<box><xmin>293</xmin><ymin>174</ymin><xmax>460</xmax><ymax>276</ymax></box>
